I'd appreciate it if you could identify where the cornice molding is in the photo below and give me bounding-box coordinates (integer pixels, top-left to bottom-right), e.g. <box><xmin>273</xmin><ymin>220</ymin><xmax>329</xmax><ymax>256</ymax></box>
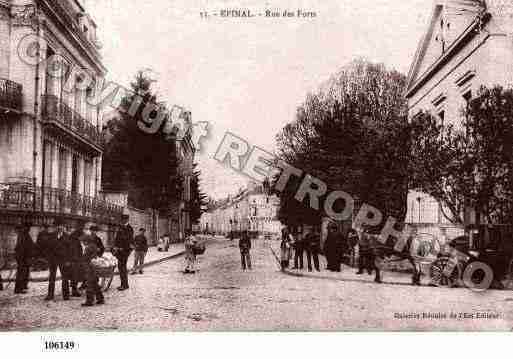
<box><xmin>406</xmin><ymin>12</ymin><xmax>491</xmax><ymax>99</ymax></box>
<box><xmin>39</xmin><ymin>0</ymin><xmax>106</xmax><ymax>75</ymax></box>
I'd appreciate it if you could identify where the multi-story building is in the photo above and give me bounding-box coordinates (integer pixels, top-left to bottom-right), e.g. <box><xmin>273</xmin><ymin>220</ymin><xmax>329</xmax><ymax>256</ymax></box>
<box><xmin>200</xmin><ymin>182</ymin><xmax>281</xmax><ymax>237</ymax></box>
<box><xmin>0</xmin><ymin>0</ymin><xmax>123</xmax><ymax>258</ymax></box>
<box><xmin>405</xmin><ymin>0</ymin><xmax>513</xmax><ymax>240</ymax></box>
<box><xmin>247</xmin><ymin>183</ymin><xmax>281</xmax><ymax>235</ymax></box>
<box><xmin>169</xmin><ymin>111</ymin><xmax>196</xmax><ymax>241</ymax></box>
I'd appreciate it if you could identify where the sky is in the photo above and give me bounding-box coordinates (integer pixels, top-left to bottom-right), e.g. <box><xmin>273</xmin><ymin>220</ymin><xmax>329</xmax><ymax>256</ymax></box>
<box><xmin>82</xmin><ymin>0</ymin><xmax>433</xmax><ymax>199</ymax></box>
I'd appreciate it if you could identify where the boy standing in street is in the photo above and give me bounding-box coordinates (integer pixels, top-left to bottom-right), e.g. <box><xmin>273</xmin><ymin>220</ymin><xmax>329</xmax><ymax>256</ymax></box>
<box><xmin>132</xmin><ymin>228</ymin><xmax>148</xmax><ymax>275</ymax></box>
<box><xmin>239</xmin><ymin>230</ymin><xmax>252</xmax><ymax>271</ymax></box>
<box><xmin>81</xmin><ymin>234</ymin><xmax>104</xmax><ymax>307</ymax></box>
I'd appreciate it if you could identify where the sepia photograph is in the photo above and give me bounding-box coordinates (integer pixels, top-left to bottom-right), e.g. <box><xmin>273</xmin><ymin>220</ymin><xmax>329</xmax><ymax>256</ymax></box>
<box><xmin>1</xmin><ymin>0</ymin><xmax>513</xmax><ymax>351</ymax></box>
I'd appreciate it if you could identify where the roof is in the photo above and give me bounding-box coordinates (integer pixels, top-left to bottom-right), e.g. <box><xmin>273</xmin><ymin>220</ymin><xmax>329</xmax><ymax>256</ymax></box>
<box><xmin>405</xmin><ymin>0</ymin><xmax>488</xmax><ymax>98</ymax></box>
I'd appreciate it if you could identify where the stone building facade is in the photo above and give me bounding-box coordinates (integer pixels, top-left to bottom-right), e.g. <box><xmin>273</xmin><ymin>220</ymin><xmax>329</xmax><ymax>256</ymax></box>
<box><xmin>405</xmin><ymin>0</ymin><xmax>513</xmax><ymax>240</ymax></box>
<box><xmin>200</xmin><ymin>182</ymin><xmax>281</xmax><ymax>237</ymax></box>
<box><xmin>0</xmin><ymin>0</ymin><xmax>123</xmax><ymax>260</ymax></box>
<box><xmin>170</xmin><ymin>111</ymin><xmax>195</xmax><ymax>241</ymax></box>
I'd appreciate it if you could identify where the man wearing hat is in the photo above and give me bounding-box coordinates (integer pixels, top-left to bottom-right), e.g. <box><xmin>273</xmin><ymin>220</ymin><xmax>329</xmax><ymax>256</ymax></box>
<box><xmin>46</xmin><ymin>218</ymin><xmax>74</xmax><ymax>300</ymax></box>
<box><xmin>14</xmin><ymin>222</ymin><xmax>36</xmax><ymax>294</ymax></box>
<box><xmin>69</xmin><ymin>220</ymin><xmax>86</xmax><ymax>297</ymax></box>
<box><xmin>113</xmin><ymin>215</ymin><xmax>134</xmax><ymax>290</ymax></box>
<box><xmin>36</xmin><ymin>222</ymin><xmax>62</xmax><ymax>301</ymax></box>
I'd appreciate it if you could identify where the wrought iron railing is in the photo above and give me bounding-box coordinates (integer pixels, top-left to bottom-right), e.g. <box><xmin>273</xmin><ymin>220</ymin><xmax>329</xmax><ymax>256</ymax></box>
<box><xmin>0</xmin><ymin>183</ymin><xmax>123</xmax><ymax>223</ymax></box>
<box><xmin>41</xmin><ymin>94</ymin><xmax>103</xmax><ymax>149</ymax></box>
<box><xmin>0</xmin><ymin>78</ymin><xmax>22</xmax><ymax>111</ymax></box>
<box><xmin>45</xmin><ymin>0</ymin><xmax>102</xmax><ymax>54</ymax></box>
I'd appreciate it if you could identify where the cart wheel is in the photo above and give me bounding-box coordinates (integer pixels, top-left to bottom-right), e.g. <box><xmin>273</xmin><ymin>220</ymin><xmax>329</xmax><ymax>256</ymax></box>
<box><xmin>429</xmin><ymin>257</ymin><xmax>461</xmax><ymax>288</ymax></box>
<box><xmin>104</xmin><ymin>272</ymin><xmax>114</xmax><ymax>292</ymax></box>
<box><xmin>99</xmin><ymin>276</ymin><xmax>107</xmax><ymax>291</ymax></box>
<box><xmin>3</xmin><ymin>268</ymin><xmax>15</xmax><ymax>290</ymax></box>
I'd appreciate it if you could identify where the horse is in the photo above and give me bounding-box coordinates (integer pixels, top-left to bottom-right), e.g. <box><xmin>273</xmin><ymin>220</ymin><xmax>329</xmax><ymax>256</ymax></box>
<box><xmin>363</xmin><ymin>232</ymin><xmax>423</xmax><ymax>285</ymax></box>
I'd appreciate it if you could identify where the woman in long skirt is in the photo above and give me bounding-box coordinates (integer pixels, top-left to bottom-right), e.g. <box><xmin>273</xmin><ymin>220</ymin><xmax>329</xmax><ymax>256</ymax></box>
<box><xmin>280</xmin><ymin>228</ymin><xmax>292</xmax><ymax>271</ymax></box>
<box><xmin>184</xmin><ymin>232</ymin><xmax>197</xmax><ymax>274</ymax></box>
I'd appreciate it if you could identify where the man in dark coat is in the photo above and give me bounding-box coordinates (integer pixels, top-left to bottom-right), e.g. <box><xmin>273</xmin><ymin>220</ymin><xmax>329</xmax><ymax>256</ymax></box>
<box><xmin>305</xmin><ymin>226</ymin><xmax>321</xmax><ymax>272</ymax></box>
<box><xmin>356</xmin><ymin>229</ymin><xmax>373</xmax><ymax>275</ymax></box>
<box><xmin>239</xmin><ymin>230</ymin><xmax>252</xmax><ymax>270</ymax></box>
<box><xmin>113</xmin><ymin>215</ymin><xmax>134</xmax><ymax>290</ymax></box>
<box><xmin>293</xmin><ymin>227</ymin><xmax>305</xmax><ymax>270</ymax></box>
<box><xmin>69</xmin><ymin>220</ymin><xmax>85</xmax><ymax>297</ymax></box>
<box><xmin>324</xmin><ymin>223</ymin><xmax>343</xmax><ymax>272</ymax></box>
<box><xmin>131</xmin><ymin>228</ymin><xmax>148</xmax><ymax>275</ymax></box>
<box><xmin>14</xmin><ymin>222</ymin><xmax>35</xmax><ymax>294</ymax></box>
<box><xmin>36</xmin><ymin>223</ymin><xmax>62</xmax><ymax>301</ymax></box>
<box><xmin>46</xmin><ymin>219</ymin><xmax>74</xmax><ymax>300</ymax></box>
<box><xmin>80</xmin><ymin>235</ymin><xmax>104</xmax><ymax>307</ymax></box>
<box><xmin>90</xmin><ymin>225</ymin><xmax>105</xmax><ymax>257</ymax></box>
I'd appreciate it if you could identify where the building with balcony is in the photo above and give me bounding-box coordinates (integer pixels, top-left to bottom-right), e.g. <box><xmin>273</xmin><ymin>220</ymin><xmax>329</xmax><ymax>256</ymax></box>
<box><xmin>0</xmin><ymin>0</ymin><xmax>122</xmax><ymax>258</ymax></box>
<box><xmin>405</xmin><ymin>0</ymin><xmax>513</xmax><ymax>240</ymax></box>
<box><xmin>169</xmin><ymin>111</ymin><xmax>196</xmax><ymax>241</ymax></box>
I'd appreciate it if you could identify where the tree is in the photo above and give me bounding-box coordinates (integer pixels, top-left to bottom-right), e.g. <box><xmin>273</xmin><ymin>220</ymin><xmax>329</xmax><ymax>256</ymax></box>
<box><xmin>190</xmin><ymin>163</ymin><xmax>208</xmax><ymax>224</ymax></box>
<box><xmin>410</xmin><ymin>85</ymin><xmax>513</xmax><ymax>225</ymax></box>
<box><xmin>102</xmin><ymin>70</ymin><xmax>181</xmax><ymax>210</ymax></box>
<box><xmin>274</xmin><ymin>59</ymin><xmax>410</xmax><ymax>227</ymax></box>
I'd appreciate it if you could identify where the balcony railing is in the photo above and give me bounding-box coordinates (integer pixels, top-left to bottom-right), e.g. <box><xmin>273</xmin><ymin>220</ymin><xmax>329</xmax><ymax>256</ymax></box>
<box><xmin>41</xmin><ymin>94</ymin><xmax>103</xmax><ymax>150</ymax></box>
<box><xmin>0</xmin><ymin>78</ymin><xmax>22</xmax><ymax>112</ymax></box>
<box><xmin>0</xmin><ymin>183</ymin><xmax>124</xmax><ymax>224</ymax></box>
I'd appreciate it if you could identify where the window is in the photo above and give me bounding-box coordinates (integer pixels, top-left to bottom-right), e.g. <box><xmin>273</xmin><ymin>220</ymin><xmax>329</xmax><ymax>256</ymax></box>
<box><xmin>43</xmin><ymin>141</ymin><xmax>53</xmax><ymax>187</ymax></box>
<box><xmin>84</xmin><ymin>160</ymin><xmax>92</xmax><ymax>196</ymax></box>
<box><xmin>58</xmin><ymin>148</ymin><xmax>67</xmax><ymax>189</ymax></box>
<box><xmin>45</xmin><ymin>47</ymin><xmax>56</xmax><ymax>96</ymax></box>
<box><xmin>438</xmin><ymin>110</ymin><xmax>445</xmax><ymax>126</ymax></box>
<box><xmin>71</xmin><ymin>155</ymin><xmax>79</xmax><ymax>193</ymax></box>
<box><xmin>86</xmin><ymin>86</ymin><xmax>94</xmax><ymax>123</ymax></box>
<box><xmin>463</xmin><ymin>90</ymin><xmax>472</xmax><ymax>105</ymax></box>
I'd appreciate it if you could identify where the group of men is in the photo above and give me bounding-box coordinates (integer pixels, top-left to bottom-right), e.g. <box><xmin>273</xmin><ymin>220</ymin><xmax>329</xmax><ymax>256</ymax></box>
<box><xmin>282</xmin><ymin>226</ymin><xmax>322</xmax><ymax>272</ymax></box>
<box><xmin>285</xmin><ymin>223</ymin><xmax>374</xmax><ymax>275</ymax></box>
<box><xmin>2</xmin><ymin>214</ymin><xmax>144</xmax><ymax>307</ymax></box>
<box><xmin>13</xmin><ymin>219</ymin><xmax>106</xmax><ymax>306</ymax></box>
<box><xmin>325</xmin><ymin>223</ymin><xmax>375</xmax><ymax>274</ymax></box>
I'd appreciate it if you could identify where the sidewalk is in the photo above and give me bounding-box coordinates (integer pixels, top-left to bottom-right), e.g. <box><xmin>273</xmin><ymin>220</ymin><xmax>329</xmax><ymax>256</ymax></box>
<box><xmin>1</xmin><ymin>242</ymin><xmax>187</xmax><ymax>283</ymax></box>
<box><xmin>268</xmin><ymin>241</ymin><xmax>432</xmax><ymax>287</ymax></box>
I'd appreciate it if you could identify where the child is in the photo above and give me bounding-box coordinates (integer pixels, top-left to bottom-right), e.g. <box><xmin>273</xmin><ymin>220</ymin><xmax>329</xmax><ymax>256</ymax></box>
<box><xmin>81</xmin><ymin>234</ymin><xmax>104</xmax><ymax>307</ymax></box>
<box><xmin>184</xmin><ymin>232</ymin><xmax>197</xmax><ymax>274</ymax></box>
<box><xmin>239</xmin><ymin>230</ymin><xmax>252</xmax><ymax>270</ymax></box>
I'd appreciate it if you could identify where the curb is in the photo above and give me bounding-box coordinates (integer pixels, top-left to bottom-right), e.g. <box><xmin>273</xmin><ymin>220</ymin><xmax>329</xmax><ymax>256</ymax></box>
<box><xmin>269</xmin><ymin>246</ymin><xmax>421</xmax><ymax>288</ymax></box>
<box><xmin>2</xmin><ymin>251</ymin><xmax>186</xmax><ymax>283</ymax></box>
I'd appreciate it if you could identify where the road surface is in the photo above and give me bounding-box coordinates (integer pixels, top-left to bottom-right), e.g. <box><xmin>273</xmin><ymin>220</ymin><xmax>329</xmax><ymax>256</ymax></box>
<box><xmin>1</xmin><ymin>238</ymin><xmax>513</xmax><ymax>331</ymax></box>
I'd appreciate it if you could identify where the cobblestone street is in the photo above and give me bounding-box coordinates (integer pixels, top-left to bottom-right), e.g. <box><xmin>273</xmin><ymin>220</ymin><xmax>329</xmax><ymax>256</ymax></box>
<box><xmin>2</xmin><ymin>237</ymin><xmax>513</xmax><ymax>331</ymax></box>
